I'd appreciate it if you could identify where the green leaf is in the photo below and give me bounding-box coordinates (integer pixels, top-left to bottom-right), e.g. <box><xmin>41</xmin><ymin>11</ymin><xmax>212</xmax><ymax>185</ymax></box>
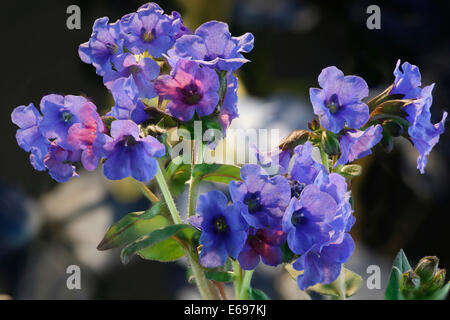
<box><xmin>165</xmin><ymin>160</ymin><xmax>191</xmax><ymax>196</ymax></box>
<box><xmin>205</xmin><ymin>271</ymin><xmax>235</xmax><ymax>283</ymax></box>
<box><xmin>308</xmin><ymin>268</ymin><xmax>362</xmax><ymax>298</ymax></box>
<box><xmin>97</xmin><ymin>202</ymin><xmax>169</xmax><ymax>251</ymax></box>
<box><xmin>338</xmin><ymin>164</ymin><xmax>362</xmax><ymax>180</ymax></box>
<box><xmin>393</xmin><ymin>248</ymin><xmax>412</xmax><ymax>273</ymax></box>
<box><xmin>120</xmin><ymin>224</ymin><xmax>199</xmax><ymax>264</ymax></box>
<box><xmin>385</xmin><ymin>249</ymin><xmax>411</xmax><ymax>300</ymax></box>
<box><xmin>426</xmin><ymin>282</ymin><xmax>450</xmax><ymax>300</ymax></box>
<box><xmin>193</xmin><ymin>163</ymin><xmax>241</xmax><ymax>184</ymax></box>
<box><xmin>247</xmin><ymin>288</ymin><xmax>270</xmax><ymax>300</ymax></box>
<box><xmin>320</xmin><ymin>131</ymin><xmax>340</xmax><ymax>156</ymax></box>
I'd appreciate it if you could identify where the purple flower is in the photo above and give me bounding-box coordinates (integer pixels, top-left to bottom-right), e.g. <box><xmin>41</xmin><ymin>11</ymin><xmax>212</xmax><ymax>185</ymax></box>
<box><xmin>290</xmin><ymin>142</ymin><xmax>326</xmax><ymax>185</ymax></box>
<box><xmin>189</xmin><ymin>190</ymin><xmax>248</xmax><ymax>268</ymax></box>
<box><xmin>107</xmin><ymin>75</ymin><xmax>149</xmax><ymax>124</ymax></box>
<box><xmin>251</xmin><ymin>144</ymin><xmax>291</xmax><ymax>175</ymax></box>
<box><xmin>11</xmin><ymin>103</ymin><xmax>49</xmax><ymax>171</ymax></box>
<box><xmin>313</xmin><ymin>171</ymin><xmax>355</xmax><ymax>239</ymax></box>
<box><xmin>335</xmin><ymin>125</ymin><xmax>383</xmax><ymax>167</ymax></box>
<box><xmin>120</xmin><ymin>4</ymin><xmax>179</xmax><ymax>57</ymax></box>
<box><xmin>104</xmin><ymin>53</ymin><xmax>160</xmax><ymax>99</ymax></box>
<box><xmin>292</xmin><ymin>233</ymin><xmax>355</xmax><ymax>290</ymax></box>
<box><xmin>391</xmin><ymin>60</ymin><xmax>422</xmax><ymax>99</ymax></box>
<box><xmin>282</xmin><ymin>185</ymin><xmax>337</xmax><ymax>255</ymax></box>
<box><xmin>102</xmin><ymin>120</ymin><xmax>165</xmax><ymax>182</ymax></box>
<box><xmin>310</xmin><ymin>66</ymin><xmax>369</xmax><ymax>133</ymax></box>
<box><xmin>44</xmin><ymin>142</ymin><xmax>81</xmax><ymax>183</ymax></box>
<box><xmin>154</xmin><ymin>59</ymin><xmax>219</xmax><ymax>121</ymax></box>
<box><xmin>238</xmin><ymin>228</ymin><xmax>285</xmax><ymax>270</ymax></box>
<box><xmin>67</xmin><ymin>102</ymin><xmax>106</xmax><ymax>171</ymax></box>
<box><xmin>167</xmin><ymin>21</ymin><xmax>254</xmax><ymax>71</ymax></box>
<box><xmin>229</xmin><ymin>164</ymin><xmax>291</xmax><ymax>229</ymax></box>
<box><xmin>219</xmin><ymin>74</ymin><xmax>239</xmax><ymax>130</ymax></box>
<box><xmin>38</xmin><ymin>94</ymin><xmax>87</xmax><ymax>150</ymax></box>
<box><xmin>79</xmin><ymin>17</ymin><xmax>124</xmax><ymax>76</ymax></box>
<box><xmin>391</xmin><ymin>61</ymin><xmax>447</xmax><ymax>173</ymax></box>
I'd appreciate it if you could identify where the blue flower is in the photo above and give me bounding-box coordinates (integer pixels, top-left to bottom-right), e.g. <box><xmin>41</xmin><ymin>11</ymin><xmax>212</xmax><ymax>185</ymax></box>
<box><xmin>107</xmin><ymin>76</ymin><xmax>149</xmax><ymax>124</ymax></box>
<box><xmin>44</xmin><ymin>142</ymin><xmax>81</xmax><ymax>183</ymax></box>
<box><xmin>11</xmin><ymin>103</ymin><xmax>49</xmax><ymax>171</ymax></box>
<box><xmin>290</xmin><ymin>141</ymin><xmax>326</xmax><ymax>185</ymax></box>
<box><xmin>310</xmin><ymin>66</ymin><xmax>369</xmax><ymax>133</ymax></box>
<box><xmin>219</xmin><ymin>74</ymin><xmax>239</xmax><ymax>130</ymax></box>
<box><xmin>189</xmin><ymin>190</ymin><xmax>248</xmax><ymax>268</ymax></box>
<box><xmin>335</xmin><ymin>125</ymin><xmax>383</xmax><ymax>167</ymax></box>
<box><xmin>120</xmin><ymin>3</ymin><xmax>179</xmax><ymax>57</ymax></box>
<box><xmin>391</xmin><ymin>60</ymin><xmax>422</xmax><ymax>99</ymax></box>
<box><xmin>229</xmin><ymin>164</ymin><xmax>291</xmax><ymax>229</ymax></box>
<box><xmin>167</xmin><ymin>21</ymin><xmax>254</xmax><ymax>71</ymax></box>
<box><xmin>282</xmin><ymin>185</ymin><xmax>337</xmax><ymax>255</ymax></box>
<box><xmin>238</xmin><ymin>228</ymin><xmax>285</xmax><ymax>270</ymax></box>
<box><xmin>251</xmin><ymin>144</ymin><xmax>291</xmax><ymax>175</ymax></box>
<box><xmin>38</xmin><ymin>94</ymin><xmax>87</xmax><ymax>150</ymax></box>
<box><xmin>154</xmin><ymin>59</ymin><xmax>220</xmax><ymax>121</ymax></box>
<box><xmin>102</xmin><ymin>120</ymin><xmax>165</xmax><ymax>182</ymax></box>
<box><xmin>104</xmin><ymin>53</ymin><xmax>160</xmax><ymax>100</ymax></box>
<box><xmin>314</xmin><ymin>171</ymin><xmax>355</xmax><ymax>238</ymax></box>
<box><xmin>391</xmin><ymin>61</ymin><xmax>447</xmax><ymax>173</ymax></box>
<box><xmin>292</xmin><ymin>233</ymin><xmax>355</xmax><ymax>290</ymax></box>
<box><xmin>79</xmin><ymin>17</ymin><xmax>124</xmax><ymax>76</ymax></box>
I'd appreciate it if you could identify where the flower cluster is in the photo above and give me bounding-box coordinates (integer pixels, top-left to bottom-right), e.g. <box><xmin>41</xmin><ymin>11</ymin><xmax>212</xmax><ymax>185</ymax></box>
<box><xmin>190</xmin><ymin>62</ymin><xmax>447</xmax><ymax>292</ymax></box>
<box><xmin>11</xmin><ymin>2</ymin><xmax>254</xmax><ymax>183</ymax></box>
<box><xmin>10</xmin><ymin>1</ymin><xmax>447</xmax><ymax>297</ymax></box>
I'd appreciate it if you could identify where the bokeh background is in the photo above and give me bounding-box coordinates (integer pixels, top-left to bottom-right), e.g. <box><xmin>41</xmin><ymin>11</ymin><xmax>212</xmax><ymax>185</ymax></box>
<box><xmin>1</xmin><ymin>0</ymin><xmax>449</xmax><ymax>299</ymax></box>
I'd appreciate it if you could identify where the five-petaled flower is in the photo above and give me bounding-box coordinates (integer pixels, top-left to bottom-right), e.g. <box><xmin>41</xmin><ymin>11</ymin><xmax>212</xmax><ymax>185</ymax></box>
<box><xmin>189</xmin><ymin>190</ymin><xmax>248</xmax><ymax>268</ymax></box>
<box><xmin>310</xmin><ymin>66</ymin><xmax>370</xmax><ymax>133</ymax></box>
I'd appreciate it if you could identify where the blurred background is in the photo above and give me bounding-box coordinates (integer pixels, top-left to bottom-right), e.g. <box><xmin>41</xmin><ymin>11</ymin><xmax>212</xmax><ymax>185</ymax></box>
<box><xmin>0</xmin><ymin>0</ymin><xmax>449</xmax><ymax>299</ymax></box>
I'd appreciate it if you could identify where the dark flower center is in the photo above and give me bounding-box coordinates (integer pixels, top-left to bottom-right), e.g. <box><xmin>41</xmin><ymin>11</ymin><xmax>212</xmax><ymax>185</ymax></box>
<box><xmin>62</xmin><ymin>111</ymin><xmax>73</xmax><ymax>123</ymax></box>
<box><xmin>106</xmin><ymin>42</ymin><xmax>119</xmax><ymax>55</ymax></box>
<box><xmin>124</xmin><ymin>135</ymin><xmax>137</xmax><ymax>147</ymax></box>
<box><xmin>326</xmin><ymin>93</ymin><xmax>340</xmax><ymax>114</ymax></box>
<box><xmin>290</xmin><ymin>180</ymin><xmax>306</xmax><ymax>199</ymax></box>
<box><xmin>129</xmin><ymin>65</ymin><xmax>141</xmax><ymax>74</ymax></box>
<box><xmin>291</xmin><ymin>209</ymin><xmax>307</xmax><ymax>226</ymax></box>
<box><xmin>141</xmin><ymin>28</ymin><xmax>156</xmax><ymax>43</ymax></box>
<box><xmin>179</xmin><ymin>83</ymin><xmax>203</xmax><ymax>105</ymax></box>
<box><xmin>244</xmin><ymin>191</ymin><xmax>263</xmax><ymax>214</ymax></box>
<box><xmin>214</xmin><ymin>217</ymin><xmax>228</xmax><ymax>234</ymax></box>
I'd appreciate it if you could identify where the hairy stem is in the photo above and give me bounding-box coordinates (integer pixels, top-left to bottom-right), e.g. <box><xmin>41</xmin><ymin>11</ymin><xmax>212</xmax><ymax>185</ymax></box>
<box><xmin>188</xmin><ymin>250</ymin><xmax>220</xmax><ymax>300</ymax></box>
<box><xmin>239</xmin><ymin>270</ymin><xmax>254</xmax><ymax>299</ymax></box>
<box><xmin>155</xmin><ymin>165</ymin><xmax>181</xmax><ymax>224</ymax></box>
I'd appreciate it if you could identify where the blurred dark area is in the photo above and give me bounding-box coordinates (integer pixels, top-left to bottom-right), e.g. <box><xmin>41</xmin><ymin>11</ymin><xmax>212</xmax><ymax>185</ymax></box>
<box><xmin>0</xmin><ymin>0</ymin><xmax>449</xmax><ymax>299</ymax></box>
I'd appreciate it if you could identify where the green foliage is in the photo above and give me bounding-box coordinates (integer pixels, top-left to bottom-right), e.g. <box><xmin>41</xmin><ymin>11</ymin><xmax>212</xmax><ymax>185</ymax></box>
<box><xmin>247</xmin><ymin>288</ymin><xmax>270</xmax><ymax>300</ymax></box>
<box><xmin>120</xmin><ymin>224</ymin><xmax>199</xmax><ymax>264</ymax></box>
<box><xmin>337</xmin><ymin>164</ymin><xmax>362</xmax><ymax>180</ymax></box>
<box><xmin>205</xmin><ymin>271</ymin><xmax>235</xmax><ymax>283</ymax></box>
<box><xmin>97</xmin><ymin>202</ymin><xmax>169</xmax><ymax>251</ymax></box>
<box><xmin>385</xmin><ymin>249</ymin><xmax>450</xmax><ymax>300</ymax></box>
<box><xmin>308</xmin><ymin>268</ymin><xmax>362</xmax><ymax>298</ymax></box>
<box><xmin>192</xmin><ymin>163</ymin><xmax>241</xmax><ymax>184</ymax></box>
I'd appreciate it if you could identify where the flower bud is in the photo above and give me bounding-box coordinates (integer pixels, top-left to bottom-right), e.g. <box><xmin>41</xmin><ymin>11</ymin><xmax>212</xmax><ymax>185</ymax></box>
<box><xmin>308</xmin><ymin>118</ymin><xmax>320</xmax><ymax>131</ymax></box>
<box><xmin>414</xmin><ymin>256</ymin><xmax>439</xmax><ymax>283</ymax></box>
<box><xmin>320</xmin><ymin>130</ymin><xmax>340</xmax><ymax>156</ymax></box>
<box><xmin>403</xmin><ymin>270</ymin><xmax>420</xmax><ymax>292</ymax></box>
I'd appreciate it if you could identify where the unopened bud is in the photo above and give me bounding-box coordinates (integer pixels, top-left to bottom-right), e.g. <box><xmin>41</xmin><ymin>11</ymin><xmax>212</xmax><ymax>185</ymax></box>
<box><xmin>403</xmin><ymin>270</ymin><xmax>420</xmax><ymax>291</ymax></box>
<box><xmin>320</xmin><ymin>131</ymin><xmax>340</xmax><ymax>156</ymax></box>
<box><xmin>415</xmin><ymin>256</ymin><xmax>439</xmax><ymax>283</ymax></box>
<box><xmin>308</xmin><ymin>118</ymin><xmax>320</xmax><ymax>131</ymax></box>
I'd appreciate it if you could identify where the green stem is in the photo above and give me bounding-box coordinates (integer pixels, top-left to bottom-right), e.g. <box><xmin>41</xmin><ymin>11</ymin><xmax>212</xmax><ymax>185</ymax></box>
<box><xmin>239</xmin><ymin>270</ymin><xmax>254</xmax><ymax>299</ymax></box>
<box><xmin>188</xmin><ymin>250</ymin><xmax>220</xmax><ymax>300</ymax></box>
<box><xmin>320</xmin><ymin>148</ymin><xmax>330</xmax><ymax>173</ymax></box>
<box><xmin>155</xmin><ymin>165</ymin><xmax>181</xmax><ymax>225</ymax></box>
<box><xmin>232</xmin><ymin>260</ymin><xmax>242</xmax><ymax>299</ymax></box>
